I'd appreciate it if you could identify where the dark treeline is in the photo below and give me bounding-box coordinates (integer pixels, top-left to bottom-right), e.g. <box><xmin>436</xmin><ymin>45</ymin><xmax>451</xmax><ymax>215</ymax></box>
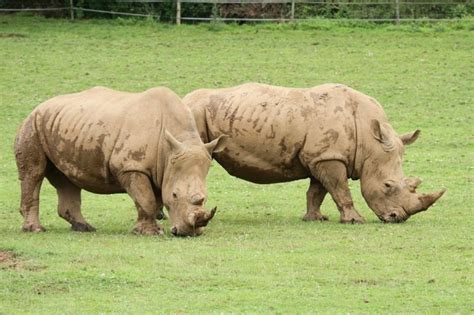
<box><xmin>1</xmin><ymin>0</ymin><xmax>471</xmax><ymax>21</ymax></box>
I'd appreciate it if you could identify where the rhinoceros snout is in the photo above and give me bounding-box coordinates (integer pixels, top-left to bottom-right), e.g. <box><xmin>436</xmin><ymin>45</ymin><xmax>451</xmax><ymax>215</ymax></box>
<box><xmin>170</xmin><ymin>225</ymin><xmax>203</xmax><ymax>237</ymax></box>
<box><xmin>379</xmin><ymin>211</ymin><xmax>408</xmax><ymax>223</ymax></box>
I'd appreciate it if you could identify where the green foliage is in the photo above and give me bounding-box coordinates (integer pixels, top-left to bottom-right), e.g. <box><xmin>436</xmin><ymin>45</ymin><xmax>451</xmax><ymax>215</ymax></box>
<box><xmin>0</xmin><ymin>15</ymin><xmax>473</xmax><ymax>313</ymax></box>
<box><xmin>0</xmin><ymin>0</ymin><xmax>472</xmax><ymax>21</ymax></box>
<box><xmin>450</xmin><ymin>4</ymin><xmax>470</xmax><ymax>18</ymax></box>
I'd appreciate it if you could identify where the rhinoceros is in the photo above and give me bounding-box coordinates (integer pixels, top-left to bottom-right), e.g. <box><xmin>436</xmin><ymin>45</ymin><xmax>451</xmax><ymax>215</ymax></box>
<box><xmin>183</xmin><ymin>83</ymin><xmax>445</xmax><ymax>223</ymax></box>
<box><xmin>14</xmin><ymin>86</ymin><xmax>225</xmax><ymax>236</ymax></box>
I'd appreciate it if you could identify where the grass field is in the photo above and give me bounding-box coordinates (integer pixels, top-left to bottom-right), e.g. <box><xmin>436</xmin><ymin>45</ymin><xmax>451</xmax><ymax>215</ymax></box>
<box><xmin>0</xmin><ymin>15</ymin><xmax>473</xmax><ymax>313</ymax></box>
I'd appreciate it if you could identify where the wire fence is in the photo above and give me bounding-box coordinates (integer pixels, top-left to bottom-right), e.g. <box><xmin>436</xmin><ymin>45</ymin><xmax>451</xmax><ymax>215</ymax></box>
<box><xmin>0</xmin><ymin>1</ymin><xmax>472</xmax><ymax>24</ymax></box>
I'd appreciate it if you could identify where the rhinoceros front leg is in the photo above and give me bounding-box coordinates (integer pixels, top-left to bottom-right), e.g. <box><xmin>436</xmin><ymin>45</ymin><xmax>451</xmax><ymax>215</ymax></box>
<box><xmin>46</xmin><ymin>168</ymin><xmax>96</xmax><ymax>232</ymax></box>
<box><xmin>303</xmin><ymin>178</ymin><xmax>329</xmax><ymax>221</ymax></box>
<box><xmin>310</xmin><ymin>160</ymin><xmax>365</xmax><ymax>224</ymax></box>
<box><xmin>119</xmin><ymin>172</ymin><xmax>163</xmax><ymax>236</ymax></box>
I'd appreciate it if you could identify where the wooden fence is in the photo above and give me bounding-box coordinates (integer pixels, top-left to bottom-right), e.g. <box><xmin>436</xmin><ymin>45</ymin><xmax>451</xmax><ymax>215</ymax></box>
<box><xmin>0</xmin><ymin>0</ymin><xmax>471</xmax><ymax>24</ymax></box>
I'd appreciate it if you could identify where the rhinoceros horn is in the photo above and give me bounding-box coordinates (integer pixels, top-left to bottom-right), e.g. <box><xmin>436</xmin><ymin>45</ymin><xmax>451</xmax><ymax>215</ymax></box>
<box><xmin>405</xmin><ymin>189</ymin><xmax>447</xmax><ymax>215</ymax></box>
<box><xmin>193</xmin><ymin>207</ymin><xmax>217</xmax><ymax>227</ymax></box>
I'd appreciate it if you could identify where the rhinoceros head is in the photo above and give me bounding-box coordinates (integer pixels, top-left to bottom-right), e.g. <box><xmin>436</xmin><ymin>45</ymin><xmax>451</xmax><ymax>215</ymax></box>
<box><xmin>162</xmin><ymin>131</ymin><xmax>226</xmax><ymax>236</ymax></box>
<box><xmin>360</xmin><ymin>120</ymin><xmax>445</xmax><ymax>223</ymax></box>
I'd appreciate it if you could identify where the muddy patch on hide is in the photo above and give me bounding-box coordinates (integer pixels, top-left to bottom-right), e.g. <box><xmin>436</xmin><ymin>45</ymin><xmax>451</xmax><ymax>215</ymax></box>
<box><xmin>114</xmin><ymin>141</ymin><xmax>125</xmax><ymax>154</ymax></box>
<box><xmin>333</xmin><ymin>106</ymin><xmax>344</xmax><ymax>114</ymax></box>
<box><xmin>266</xmin><ymin>125</ymin><xmax>276</xmax><ymax>139</ymax></box>
<box><xmin>344</xmin><ymin>123</ymin><xmax>355</xmax><ymax>141</ymax></box>
<box><xmin>279</xmin><ymin>137</ymin><xmax>288</xmax><ymax>153</ymax></box>
<box><xmin>225</xmin><ymin>106</ymin><xmax>243</xmax><ymax>136</ymax></box>
<box><xmin>128</xmin><ymin>145</ymin><xmax>147</xmax><ymax>161</ymax></box>
<box><xmin>323</xmin><ymin>129</ymin><xmax>339</xmax><ymax>143</ymax></box>
<box><xmin>252</xmin><ymin>117</ymin><xmax>260</xmax><ymax>129</ymax></box>
<box><xmin>310</xmin><ymin>92</ymin><xmax>329</xmax><ymax>105</ymax></box>
<box><xmin>344</xmin><ymin>97</ymin><xmax>358</xmax><ymax>111</ymax></box>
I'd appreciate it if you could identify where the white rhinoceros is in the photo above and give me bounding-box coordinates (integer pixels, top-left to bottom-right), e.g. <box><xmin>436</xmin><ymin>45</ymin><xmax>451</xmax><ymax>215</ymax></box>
<box><xmin>15</xmin><ymin>86</ymin><xmax>225</xmax><ymax>236</ymax></box>
<box><xmin>184</xmin><ymin>83</ymin><xmax>445</xmax><ymax>223</ymax></box>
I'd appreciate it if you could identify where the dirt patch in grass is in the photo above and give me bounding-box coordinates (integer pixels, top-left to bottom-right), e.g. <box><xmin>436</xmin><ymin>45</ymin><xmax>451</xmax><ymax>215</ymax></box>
<box><xmin>0</xmin><ymin>33</ymin><xmax>27</xmax><ymax>39</ymax></box>
<box><xmin>0</xmin><ymin>250</ymin><xmax>45</xmax><ymax>271</ymax></box>
<box><xmin>0</xmin><ymin>250</ymin><xmax>21</xmax><ymax>269</ymax></box>
<box><xmin>351</xmin><ymin>279</ymin><xmax>379</xmax><ymax>286</ymax></box>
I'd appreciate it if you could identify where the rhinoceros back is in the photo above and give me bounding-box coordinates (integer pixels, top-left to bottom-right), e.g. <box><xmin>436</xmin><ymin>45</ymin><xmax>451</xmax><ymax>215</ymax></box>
<box><xmin>28</xmin><ymin>87</ymin><xmax>181</xmax><ymax>193</ymax></box>
<box><xmin>185</xmin><ymin>83</ymin><xmax>365</xmax><ymax>184</ymax></box>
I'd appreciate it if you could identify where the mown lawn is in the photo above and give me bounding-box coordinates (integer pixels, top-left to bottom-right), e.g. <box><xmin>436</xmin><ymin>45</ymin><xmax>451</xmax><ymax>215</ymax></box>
<box><xmin>0</xmin><ymin>15</ymin><xmax>473</xmax><ymax>313</ymax></box>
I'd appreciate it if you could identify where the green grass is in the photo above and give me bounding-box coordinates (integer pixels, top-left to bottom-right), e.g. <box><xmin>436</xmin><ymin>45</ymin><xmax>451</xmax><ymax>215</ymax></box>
<box><xmin>0</xmin><ymin>15</ymin><xmax>473</xmax><ymax>314</ymax></box>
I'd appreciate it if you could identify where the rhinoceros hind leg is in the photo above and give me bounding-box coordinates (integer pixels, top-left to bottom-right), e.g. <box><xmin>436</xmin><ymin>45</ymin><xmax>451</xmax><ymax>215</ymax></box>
<box><xmin>19</xmin><ymin>175</ymin><xmax>46</xmax><ymax>232</ymax></box>
<box><xmin>15</xmin><ymin>120</ymin><xmax>47</xmax><ymax>232</ymax></box>
<box><xmin>119</xmin><ymin>172</ymin><xmax>163</xmax><ymax>236</ymax></box>
<box><xmin>303</xmin><ymin>178</ymin><xmax>329</xmax><ymax>221</ymax></box>
<box><xmin>310</xmin><ymin>160</ymin><xmax>365</xmax><ymax>224</ymax></box>
<box><xmin>46</xmin><ymin>168</ymin><xmax>96</xmax><ymax>232</ymax></box>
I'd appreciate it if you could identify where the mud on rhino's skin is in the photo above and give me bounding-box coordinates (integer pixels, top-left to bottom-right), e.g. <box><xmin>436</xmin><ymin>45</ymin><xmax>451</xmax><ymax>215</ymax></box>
<box><xmin>183</xmin><ymin>82</ymin><xmax>445</xmax><ymax>224</ymax></box>
<box><xmin>14</xmin><ymin>86</ymin><xmax>225</xmax><ymax>237</ymax></box>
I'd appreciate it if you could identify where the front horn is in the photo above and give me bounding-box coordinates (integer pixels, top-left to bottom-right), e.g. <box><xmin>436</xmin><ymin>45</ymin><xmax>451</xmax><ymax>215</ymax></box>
<box><xmin>194</xmin><ymin>207</ymin><xmax>217</xmax><ymax>227</ymax></box>
<box><xmin>406</xmin><ymin>189</ymin><xmax>447</xmax><ymax>215</ymax></box>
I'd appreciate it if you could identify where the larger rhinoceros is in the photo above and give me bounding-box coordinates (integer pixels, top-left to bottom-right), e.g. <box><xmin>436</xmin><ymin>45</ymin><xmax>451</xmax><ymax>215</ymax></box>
<box><xmin>183</xmin><ymin>83</ymin><xmax>445</xmax><ymax>223</ymax></box>
<box><xmin>15</xmin><ymin>86</ymin><xmax>225</xmax><ymax>236</ymax></box>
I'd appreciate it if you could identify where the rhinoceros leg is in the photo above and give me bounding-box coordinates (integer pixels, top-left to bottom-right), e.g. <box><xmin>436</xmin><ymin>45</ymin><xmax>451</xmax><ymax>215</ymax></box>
<box><xmin>119</xmin><ymin>172</ymin><xmax>163</xmax><ymax>236</ymax></box>
<box><xmin>19</xmin><ymin>174</ymin><xmax>46</xmax><ymax>232</ymax></box>
<box><xmin>303</xmin><ymin>178</ymin><xmax>329</xmax><ymax>221</ymax></box>
<box><xmin>45</xmin><ymin>168</ymin><xmax>96</xmax><ymax>232</ymax></box>
<box><xmin>15</xmin><ymin>120</ymin><xmax>47</xmax><ymax>232</ymax></box>
<box><xmin>311</xmin><ymin>160</ymin><xmax>365</xmax><ymax>224</ymax></box>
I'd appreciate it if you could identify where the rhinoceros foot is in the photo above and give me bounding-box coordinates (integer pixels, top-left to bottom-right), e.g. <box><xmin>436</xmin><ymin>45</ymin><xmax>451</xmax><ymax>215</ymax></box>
<box><xmin>22</xmin><ymin>224</ymin><xmax>46</xmax><ymax>233</ymax></box>
<box><xmin>71</xmin><ymin>222</ymin><xmax>96</xmax><ymax>232</ymax></box>
<box><xmin>303</xmin><ymin>211</ymin><xmax>329</xmax><ymax>222</ymax></box>
<box><xmin>340</xmin><ymin>212</ymin><xmax>365</xmax><ymax>224</ymax></box>
<box><xmin>133</xmin><ymin>221</ymin><xmax>164</xmax><ymax>236</ymax></box>
<box><xmin>156</xmin><ymin>209</ymin><xmax>167</xmax><ymax>220</ymax></box>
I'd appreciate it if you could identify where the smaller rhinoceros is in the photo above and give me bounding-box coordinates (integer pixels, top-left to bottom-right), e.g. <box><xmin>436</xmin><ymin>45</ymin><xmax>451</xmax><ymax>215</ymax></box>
<box><xmin>183</xmin><ymin>83</ymin><xmax>445</xmax><ymax>223</ymax></box>
<box><xmin>15</xmin><ymin>86</ymin><xmax>225</xmax><ymax>236</ymax></box>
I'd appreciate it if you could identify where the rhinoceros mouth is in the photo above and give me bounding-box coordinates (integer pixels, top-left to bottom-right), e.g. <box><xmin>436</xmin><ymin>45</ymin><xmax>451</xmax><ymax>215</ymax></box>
<box><xmin>171</xmin><ymin>226</ymin><xmax>203</xmax><ymax>237</ymax></box>
<box><xmin>379</xmin><ymin>207</ymin><xmax>409</xmax><ymax>223</ymax></box>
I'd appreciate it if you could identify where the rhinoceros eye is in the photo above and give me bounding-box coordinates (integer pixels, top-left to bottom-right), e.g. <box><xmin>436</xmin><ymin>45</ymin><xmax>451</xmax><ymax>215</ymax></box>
<box><xmin>383</xmin><ymin>180</ymin><xmax>399</xmax><ymax>195</ymax></box>
<box><xmin>172</xmin><ymin>192</ymin><xmax>178</xmax><ymax>199</ymax></box>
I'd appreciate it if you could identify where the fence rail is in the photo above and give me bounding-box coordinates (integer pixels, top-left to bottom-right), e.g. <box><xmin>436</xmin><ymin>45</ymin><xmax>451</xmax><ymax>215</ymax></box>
<box><xmin>0</xmin><ymin>1</ymin><xmax>471</xmax><ymax>24</ymax></box>
<box><xmin>0</xmin><ymin>7</ymin><xmax>68</xmax><ymax>12</ymax></box>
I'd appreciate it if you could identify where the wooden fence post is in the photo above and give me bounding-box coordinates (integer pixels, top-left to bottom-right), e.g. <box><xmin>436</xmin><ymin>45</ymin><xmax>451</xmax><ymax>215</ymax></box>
<box><xmin>395</xmin><ymin>0</ymin><xmax>400</xmax><ymax>24</ymax></box>
<box><xmin>291</xmin><ymin>0</ymin><xmax>295</xmax><ymax>21</ymax></box>
<box><xmin>69</xmin><ymin>0</ymin><xmax>74</xmax><ymax>21</ymax></box>
<box><xmin>176</xmin><ymin>0</ymin><xmax>181</xmax><ymax>25</ymax></box>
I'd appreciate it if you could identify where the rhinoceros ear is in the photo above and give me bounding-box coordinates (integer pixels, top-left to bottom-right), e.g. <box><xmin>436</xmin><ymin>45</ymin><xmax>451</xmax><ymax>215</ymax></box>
<box><xmin>370</xmin><ymin>119</ymin><xmax>395</xmax><ymax>151</ymax></box>
<box><xmin>204</xmin><ymin>135</ymin><xmax>228</xmax><ymax>156</ymax></box>
<box><xmin>370</xmin><ymin>119</ymin><xmax>389</xmax><ymax>143</ymax></box>
<box><xmin>405</xmin><ymin>177</ymin><xmax>422</xmax><ymax>192</ymax></box>
<box><xmin>164</xmin><ymin>130</ymin><xmax>184</xmax><ymax>153</ymax></box>
<box><xmin>400</xmin><ymin>130</ymin><xmax>420</xmax><ymax>146</ymax></box>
